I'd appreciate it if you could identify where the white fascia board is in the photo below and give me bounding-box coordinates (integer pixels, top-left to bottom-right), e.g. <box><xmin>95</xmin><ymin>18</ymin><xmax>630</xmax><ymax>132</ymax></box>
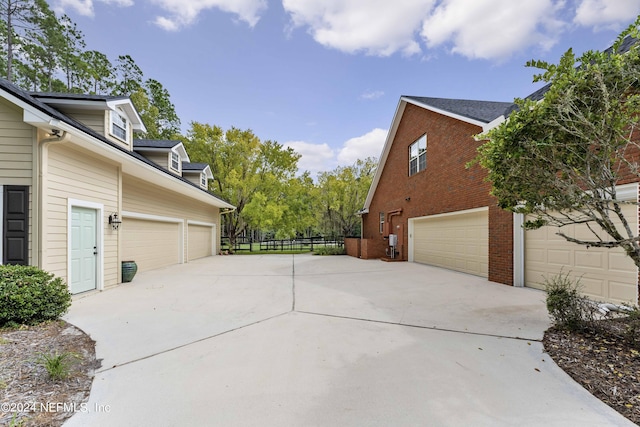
<box><xmin>402</xmin><ymin>96</ymin><xmax>489</xmax><ymax>128</ymax></box>
<box><xmin>106</xmin><ymin>99</ymin><xmax>146</xmax><ymax>133</ymax></box>
<box><xmin>171</xmin><ymin>142</ymin><xmax>189</xmax><ymax>161</ymax></box>
<box><xmin>482</xmin><ymin>115</ymin><xmax>506</xmax><ymax>132</ymax></box>
<box><xmin>203</xmin><ymin>164</ymin><xmax>214</xmax><ymax>180</ymax></box>
<box><xmin>363</xmin><ymin>99</ymin><xmax>406</xmax><ymax>211</ymax></box>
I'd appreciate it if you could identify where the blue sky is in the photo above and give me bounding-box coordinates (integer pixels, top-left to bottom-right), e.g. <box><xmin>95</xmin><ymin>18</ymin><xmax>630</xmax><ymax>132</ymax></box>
<box><xmin>54</xmin><ymin>0</ymin><xmax>640</xmax><ymax>176</ymax></box>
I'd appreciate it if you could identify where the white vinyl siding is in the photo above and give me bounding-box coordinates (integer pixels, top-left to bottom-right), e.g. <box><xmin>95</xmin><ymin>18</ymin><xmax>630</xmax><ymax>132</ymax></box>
<box><xmin>45</xmin><ymin>144</ymin><xmax>119</xmax><ymax>286</ymax></box>
<box><xmin>65</xmin><ymin>110</ymin><xmax>106</xmax><ymax>136</ymax></box>
<box><xmin>122</xmin><ymin>174</ymin><xmax>220</xmax><ymax>266</ymax></box>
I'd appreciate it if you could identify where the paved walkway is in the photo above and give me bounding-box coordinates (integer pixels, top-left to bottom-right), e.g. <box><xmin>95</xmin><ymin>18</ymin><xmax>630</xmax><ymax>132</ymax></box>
<box><xmin>63</xmin><ymin>254</ymin><xmax>633</xmax><ymax>426</ymax></box>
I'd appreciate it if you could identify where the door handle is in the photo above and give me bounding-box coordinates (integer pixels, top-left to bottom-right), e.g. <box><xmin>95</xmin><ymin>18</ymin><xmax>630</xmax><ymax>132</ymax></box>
<box><xmin>93</xmin><ymin>246</ymin><xmax>98</xmax><ymax>255</ymax></box>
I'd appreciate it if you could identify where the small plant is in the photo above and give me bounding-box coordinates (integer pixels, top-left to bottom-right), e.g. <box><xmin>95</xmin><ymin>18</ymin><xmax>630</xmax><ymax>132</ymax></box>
<box><xmin>313</xmin><ymin>246</ymin><xmax>346</xmax><ymax>256</ymax></box>
<box><xmin>37</xmin><ymin>351</ymin><xmax>77</xmax><ymax>381</ymax></box>
<box><xmin>0</xmin><ymin>265</ymin><xmax>71</xmax><ymax>327</ymax></box>
<box><xmin>544</xmin><ymin>271</ymin><xmax>595</xmax><ymax>331</ymax></box>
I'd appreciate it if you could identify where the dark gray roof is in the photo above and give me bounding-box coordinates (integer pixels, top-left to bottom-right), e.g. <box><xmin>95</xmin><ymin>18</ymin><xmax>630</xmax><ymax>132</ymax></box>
<box><xmin>30</xmin><ymin>92</ymin><xmax>127</xmax><ymax>102</ymax></box>
<box><xmin>404</xmin><ymin>96</ymin><xmax>514</xmax><ymax>123</ymax></box>
<box><xmin>182</xmin><ymin>162</ymin><xmax>208</xmax><ymax>172</ymax></box>
<box><xmin>133</xmin><ymin>139</ymin><xmax>181</xmax><ymax>149</ymax></box>
<box><xmin>0</xmin><ymin>78</ymin><xmax>229</xmax><ymax>204</ymax></box>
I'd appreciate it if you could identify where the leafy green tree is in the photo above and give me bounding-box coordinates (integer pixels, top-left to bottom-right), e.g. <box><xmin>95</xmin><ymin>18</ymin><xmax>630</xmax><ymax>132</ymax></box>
<box><xmin>81</xmin><ymin>50</ymin><xmax>114</xmax><ymax>94</ymax></box>
<box><xmin>0</xmin><ymin>0</ymin><xmax>35</xmax><ymax>82</ymax></box>
<box><xmin>317</xmin><ymin>157</ymin><xmax>377</xmax><ymax>238</ymax></box>
<box><xmin>184</xmin><ymin>123</ymin><xmax>302</xmax><ymax>248</ymax></box>
<box><xmin>474</xmin><ymin>18</ymin><xmax>640</xmax><ymax>268</ymax></box>
<box><xmin>144</xmin><ymin>78</ymin><xmax>180</xmax><ymax>138</ymax></box>
<box><xmin>113</xmin><ymin>54</ymin><xmax>143</xmax><ymax>96</ymax></box>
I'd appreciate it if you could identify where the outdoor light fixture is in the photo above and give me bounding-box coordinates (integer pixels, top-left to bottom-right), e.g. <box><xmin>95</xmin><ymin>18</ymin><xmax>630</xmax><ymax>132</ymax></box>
<box><xmin>109</xmin><ymin>213</ymin><xmax>122</xmax><ymax>230</ymax></box>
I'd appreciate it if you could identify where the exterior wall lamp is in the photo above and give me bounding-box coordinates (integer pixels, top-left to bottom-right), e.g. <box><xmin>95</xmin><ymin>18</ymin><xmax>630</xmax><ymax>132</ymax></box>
<box><xmin>109</xmin><ymin>213</ymin><xmax>122</xmax><ymax>230</ymax></box>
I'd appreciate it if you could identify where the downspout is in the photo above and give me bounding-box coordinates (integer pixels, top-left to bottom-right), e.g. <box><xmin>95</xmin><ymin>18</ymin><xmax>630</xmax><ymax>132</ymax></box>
<box><xmin>38</xmin><ymin>129</ymin><xmax>70</xmax><ymax>270</ymax></box>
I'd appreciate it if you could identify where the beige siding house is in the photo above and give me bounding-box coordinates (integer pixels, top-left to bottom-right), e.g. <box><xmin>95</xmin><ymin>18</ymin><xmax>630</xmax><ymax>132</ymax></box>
<box><xmin>0</xmin><ymin>80</ymin><xmax>234</xmax><ymax>294</ymax></box>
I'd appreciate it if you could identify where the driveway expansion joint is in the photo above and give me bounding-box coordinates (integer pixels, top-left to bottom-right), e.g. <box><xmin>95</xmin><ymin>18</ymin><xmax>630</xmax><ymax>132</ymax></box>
<box><xmin>96</xmin><ymin>311</ymin><xmax>291</xmax><ymax>373</ymax></box>
<box><xmin>295</xmin><ymin>310</ymin><xmax>543</xmax><ymax>343</ymax></box>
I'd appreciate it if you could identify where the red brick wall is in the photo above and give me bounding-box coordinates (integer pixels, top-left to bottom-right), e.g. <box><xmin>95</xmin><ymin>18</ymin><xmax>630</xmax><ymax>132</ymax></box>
<box><xmin>362</xmin><ymin>102</ymin><xmax>514</xmax><ymax>285</ymax></box>
<box><xmin>344</xmin><ymin>237</ymin><xmax>361</xmax><ymax>258</ymax></box>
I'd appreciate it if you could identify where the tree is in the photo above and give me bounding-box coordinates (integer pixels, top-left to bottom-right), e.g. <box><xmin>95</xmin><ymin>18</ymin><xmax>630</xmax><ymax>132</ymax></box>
<box><xmin>113</xmin><ymin>54</ymin><xmax>143</xmax><ymax>96</ymax></box>
<box><xmin>316</xmin><ymin>158</ymin><xmax>377</xmax><ymax>238</ymax></box>
<box><xmin>80</xmin><ymin>50</ymin><xmax>114</xmax><ymax>94</ymax></box>
<box><xmin>184</xmin><ymin>123</ymin><xmax>302</xmax><ymax>248</ymax></box>
<box><xmin>0</xmin><ymin>0</ymin><xmax>35</xmax><ymax>82</ymax></box>
<box><xmin>143</xmin><ymin>79</ymin><xmax>180</xmax><ymax>138</ymax></box>
<box><xmin>474</xmin><ymin>18</ymin><xmax>640</xmax><ymax>268</ymax></box>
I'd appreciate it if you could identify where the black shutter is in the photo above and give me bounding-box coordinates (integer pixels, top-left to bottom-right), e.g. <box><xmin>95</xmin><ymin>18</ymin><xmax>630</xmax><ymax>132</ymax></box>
<box><xmin>3</xmin><ymin>186</ymin><xmax>29</xmax><ymax>265</ymax></box>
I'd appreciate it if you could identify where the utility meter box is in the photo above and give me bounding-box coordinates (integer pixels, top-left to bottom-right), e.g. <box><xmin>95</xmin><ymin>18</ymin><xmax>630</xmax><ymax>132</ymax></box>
<box><xmin>388</xmin><ymin>234</ymin><xmax>398</xmax><ymax>247</ymax></box>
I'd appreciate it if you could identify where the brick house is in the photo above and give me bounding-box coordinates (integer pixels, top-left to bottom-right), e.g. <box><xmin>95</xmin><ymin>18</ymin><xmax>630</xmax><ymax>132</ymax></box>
<box><xmin>357</xmin><ymin>96</ymin><xmax>639</xmax><ymax>304</ymax></box>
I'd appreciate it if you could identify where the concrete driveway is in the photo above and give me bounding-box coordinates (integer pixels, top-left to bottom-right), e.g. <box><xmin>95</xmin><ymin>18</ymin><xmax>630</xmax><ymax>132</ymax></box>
<box><xmin>63</xmin><ymin>254</ymin><xmax>633</xmax><ymax>426</ymax></box>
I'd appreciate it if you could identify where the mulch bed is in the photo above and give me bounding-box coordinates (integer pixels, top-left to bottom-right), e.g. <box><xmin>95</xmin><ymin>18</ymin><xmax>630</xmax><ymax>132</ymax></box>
<box><xmin>543</xmin><ymin>317</ymin><xmax>640</xmax><ymax>425</ymax></box>
<box><xmin>0</xmin><ymin>320</ymin><xmax>99</xmax><ymax>426</ymax></box>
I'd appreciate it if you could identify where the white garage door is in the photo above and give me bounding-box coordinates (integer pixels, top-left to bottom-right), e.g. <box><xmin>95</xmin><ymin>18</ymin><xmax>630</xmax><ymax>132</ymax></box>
<box><xmin>411</xmin><ymin>208</ymin><xmax>488</xmax><ymax>277</ymax></box>
<box><xmin>122</xmin><ymin>218</ymin><xmax>181</xmax><ymax>272</ymax></box>
<box><xmin>525</xmin><ymin>204</ymin><xmax>638</xmax><ymax>304</ymax></box>
<box><xmin>188</xmin><ymin>224</ymin><xmax>213</xmax><ymax>261</ymax></box>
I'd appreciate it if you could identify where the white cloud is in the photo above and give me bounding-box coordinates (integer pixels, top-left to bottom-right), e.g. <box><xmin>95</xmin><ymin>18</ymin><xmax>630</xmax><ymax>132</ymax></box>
<box><xmin>573</xmin><ymin>0</ymin><xmax>640</xmax><ymax>30</ymax></box>
<box><xmin>283</xmin><ymin>140</ymin><xmax>336</xmax><ymax>177</ymax></box>
<box><xmin>283</xmin><ymin>0</ymin><xmax>433</xmax><ymax>56</ymax></box>
<box><xmin>337</xmin><ymin>128</ymin><xmax>387</xmax><ymax>166</ymax></box>
<box><xmin>54</xmin><ymin>0</ymin><xmax>134</xmax><ymax>16</ymax></box>
<box><xmin>360</xmin><ymin>90</ymin><xmax>384</xmax><ymax>100</ymax></box>
<box><xmin>421</xmin><ymin>0</ymin><xmax>565</xmax><ymax>60</ymax></box>
<box><xmin>152</xmin><ymin>0</ymin><xmax>267</xmax><ymax>31</ymax></box>
<box><xmin>54</xmin><ymin>0</ymin><xmax>96</xmax><ymax>16</ymax></box>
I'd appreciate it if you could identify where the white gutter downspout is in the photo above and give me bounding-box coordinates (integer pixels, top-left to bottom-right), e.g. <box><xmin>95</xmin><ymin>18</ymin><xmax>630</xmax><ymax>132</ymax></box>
<box><xmin>513</xmin><ymin>212</ymin><xmax>525</xmax><ymax>287</ymax></box>
<box><xmin>38</xmin><ymin>127</ymin><xmax>70</xmax><ymax>270</ymax></box>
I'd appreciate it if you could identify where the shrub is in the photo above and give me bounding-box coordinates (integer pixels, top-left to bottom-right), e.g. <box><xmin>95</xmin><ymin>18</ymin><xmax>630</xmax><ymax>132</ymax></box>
<box><xmin>313</xmin><ymin>246</ymin><xmax>346</xmax><ymax>256</ymax></box>
<box><xmin>544</xmin><ymin>272</ymin><xmax>595</xmax><ymax>331</ymax></box>
<box><xmin>37</xmin><ymin>351</ymin><xmax>78</xmax><ymax>381</ymax></box>
<box><xmin>0</xmin><ymin>265</ymin><xmax>71</xmax><ymax>327</ymax></box>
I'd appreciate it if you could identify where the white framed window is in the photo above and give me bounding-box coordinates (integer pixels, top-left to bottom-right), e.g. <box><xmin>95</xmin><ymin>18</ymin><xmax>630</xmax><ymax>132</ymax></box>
<box><xmin>110</xmin><ymin>110</ymin><xmax>128</xmax><ymax>142</ymax></box>
<box><xmin>379</xmin><ymin>212</ymin><xmax>384</xmax><ymax>234</ymax></box>
<box><xmin>409</xmin><ymin>134</ymin><xmax>427</xmax><ymax>176</ymax></box>
<box><xmin>171</xmin><ymin>152</ymin><xmax>180</xmax><ymax>171</ymax></box>
<box><xmin>201</xmin><ymin>173</ymin><xmax>207</xmax><ymax>189</ymax></box>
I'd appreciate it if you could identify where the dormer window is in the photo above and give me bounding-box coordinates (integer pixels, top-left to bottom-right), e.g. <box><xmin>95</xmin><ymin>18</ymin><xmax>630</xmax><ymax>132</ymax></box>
<box><xmin>201</xmin><ymin>173</ymin><xmax>207</xmax><ymax>189</ymax></box>
<box><xmin>110</xmin><ymin>110</ymin><xmax>128</xmax><ymax>142</ymax></box>
<box><xmin>171</xmin><ymin>152</ymin><xmax>180</xmax><ymax>171</ymax></box>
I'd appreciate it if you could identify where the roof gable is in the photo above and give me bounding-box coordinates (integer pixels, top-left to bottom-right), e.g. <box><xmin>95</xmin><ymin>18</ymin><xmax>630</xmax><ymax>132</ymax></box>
<box><xmin>362</xmin><ymin>96</ymin><xmax>512</xmax><ymax>212</ymax></box>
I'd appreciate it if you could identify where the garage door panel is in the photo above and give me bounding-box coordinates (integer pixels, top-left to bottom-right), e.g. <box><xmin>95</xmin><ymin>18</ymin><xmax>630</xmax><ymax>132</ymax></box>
<box><xmin>413</xmin><ymin>210</ymin><xmax>488</xmax><ymax>278</ymax></box>
<box><xmin>188</xmin><ymin>224</ymin><xmax>213</xmax><ymax>261</ymax></box>
<box><xmin>122</xmin><ymin>219</ymin><xmax>181</xmax><ymax>273</ymax></box>
<box><xmin>525</xmin><ymin>204</ymin><xmax>637</xmax><ymax>304</ymax></box>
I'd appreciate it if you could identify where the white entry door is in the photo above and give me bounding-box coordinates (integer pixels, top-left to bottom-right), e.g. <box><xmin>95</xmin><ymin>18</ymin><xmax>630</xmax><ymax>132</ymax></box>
<box><xmin>70</xmin><ymin>206</ymin><xmax>97</xmax><ymax>294</ymax></box>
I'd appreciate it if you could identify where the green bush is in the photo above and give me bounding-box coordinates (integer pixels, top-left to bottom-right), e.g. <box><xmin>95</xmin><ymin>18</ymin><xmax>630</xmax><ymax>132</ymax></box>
<box><xmin>0</xmin><ymin>265</ymin><xmax>71</xmax><ymax>327</ymax></box>
<box><xmin>544</xmin><ymin>271</ymin><xmax>595</xmax><ymax>331</ymax></box>
<box><xmin>313</xmin><ymin>246</ymin><xmax>346</xmax><ymax>256</ymax></box>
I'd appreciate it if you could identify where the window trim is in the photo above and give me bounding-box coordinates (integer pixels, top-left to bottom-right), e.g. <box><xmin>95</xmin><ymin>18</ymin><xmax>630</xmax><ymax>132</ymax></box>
<box><xmin>379</xmin><ymin>212</ymin><xmax>384</xmax><ymax>234</ymax></box>
<box><xmin>409</xmin><ymin>134</ymin><xmax>427</xmax><ymax>176</ymax></box>
<box><xmin>170</xmin><ymin>152</ymin><xmax>180</xmax><ymax>172</ymax></box>
<box><xmin>201</xmin><ymin>172</ymin><xmax>207</xmax><ymax>189</ymax></box>
<box><xmin>109</xmin><ymin>110</ymin><xmax>128</xmax><ymax>143</ymax></box>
